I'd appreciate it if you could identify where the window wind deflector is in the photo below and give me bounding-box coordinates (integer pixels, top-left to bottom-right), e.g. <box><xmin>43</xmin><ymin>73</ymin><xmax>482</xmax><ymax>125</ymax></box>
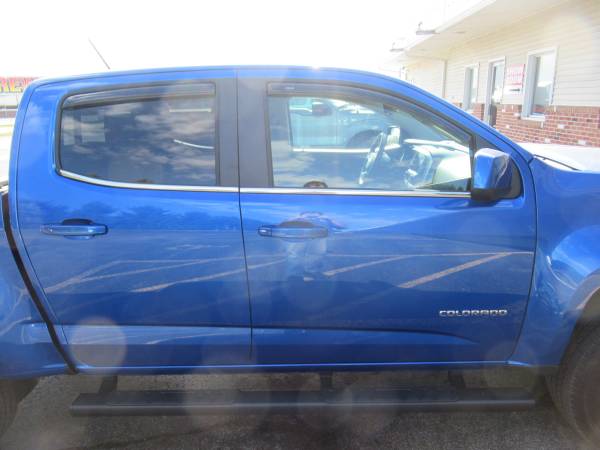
<box><xmin>268</xmin><ymin>83</ymin><xmax>357</xmax><ymax>98</ymax></box>
<box><xmin>62</xmin><ymin>83</ymin><xmax>215</xmax><ymax>109</ymax></box>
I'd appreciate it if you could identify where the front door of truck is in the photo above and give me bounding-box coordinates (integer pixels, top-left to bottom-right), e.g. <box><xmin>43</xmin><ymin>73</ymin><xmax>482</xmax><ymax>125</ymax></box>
<box><xmin>237</xmin><ymin>71</ymin><xmax>536</xmax><ymax>366</ymax></box>
<box><xmin>14</xmin><ymin>70</ymin><xmax>251</xmax><ymax>369</ymax></box>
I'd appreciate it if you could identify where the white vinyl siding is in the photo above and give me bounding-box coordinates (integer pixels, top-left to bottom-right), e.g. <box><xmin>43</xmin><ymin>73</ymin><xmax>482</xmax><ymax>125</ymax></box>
<box><xmin>404</xmin><ymin>59</ymin><xmax>446</xmax><ymax>98</ymax></box>
<box><xmin>442</xmin><ymin>0</ymin><xmax>600</xmax><ymax>107</ymax></box>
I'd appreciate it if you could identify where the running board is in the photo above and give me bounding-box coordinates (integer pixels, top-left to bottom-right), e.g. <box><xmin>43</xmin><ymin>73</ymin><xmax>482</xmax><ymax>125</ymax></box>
<box><xmin>71</xmin><ymin>387</ymin><xmax>536</xmax><ymax>416</ymax></box>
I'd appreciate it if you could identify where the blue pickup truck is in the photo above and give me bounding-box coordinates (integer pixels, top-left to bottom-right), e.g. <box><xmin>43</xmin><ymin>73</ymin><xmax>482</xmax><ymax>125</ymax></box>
<box><xmin>1</xmin><ymin>66</ymin><xmax>600</xmax><ymax>441</ymax></box>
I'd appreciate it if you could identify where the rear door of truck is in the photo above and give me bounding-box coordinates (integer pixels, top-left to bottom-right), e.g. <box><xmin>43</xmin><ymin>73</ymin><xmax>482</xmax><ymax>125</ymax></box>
<box><xmin>10</xmin><ymin>69</ymin><xmax>250</xmax><ymax>370</ymax></box>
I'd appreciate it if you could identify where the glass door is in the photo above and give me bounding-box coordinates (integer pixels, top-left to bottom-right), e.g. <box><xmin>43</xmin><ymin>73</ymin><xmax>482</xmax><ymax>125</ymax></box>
<box><xmin>486</xmin><ymin>61</ymin><xmax>505</xmax><ymax>126</ymax></box>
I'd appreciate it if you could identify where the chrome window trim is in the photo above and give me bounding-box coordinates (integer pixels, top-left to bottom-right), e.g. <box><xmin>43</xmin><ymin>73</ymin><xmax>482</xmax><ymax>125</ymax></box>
<box><xmin>240</xmin><ymin>187</ymin><xmax>470</xmax><ymax>198</ymax></box>
<box><xmin>59</xmin><ymin>170</ymin><xmax>238</xmax><ymax>193</ymax></box>
<box><xmin>59</xmin><ymin>170</ymin><xmax>470</xmax><ymax>197</ymax></box>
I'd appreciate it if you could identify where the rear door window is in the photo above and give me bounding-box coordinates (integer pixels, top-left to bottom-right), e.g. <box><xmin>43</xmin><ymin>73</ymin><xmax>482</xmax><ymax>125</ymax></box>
<box><xmin>59</xmin><ymin>85</ymin><xmax>217</xmax><ymax>186</ymax></box>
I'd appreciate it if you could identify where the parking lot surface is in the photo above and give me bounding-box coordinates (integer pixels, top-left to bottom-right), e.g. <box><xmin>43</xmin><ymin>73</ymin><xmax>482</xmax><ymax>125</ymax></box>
<box><xmin>0</xmin><ymin>372</ymin><xmax>595</xmax><ymax>450</ymax></box>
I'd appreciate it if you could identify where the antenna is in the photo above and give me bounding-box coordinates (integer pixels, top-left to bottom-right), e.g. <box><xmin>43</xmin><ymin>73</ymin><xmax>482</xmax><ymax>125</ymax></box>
<box><xmin>88</xmin><ymin>38</ymin><xmax>111</xmax><ymax>70</ymax></box>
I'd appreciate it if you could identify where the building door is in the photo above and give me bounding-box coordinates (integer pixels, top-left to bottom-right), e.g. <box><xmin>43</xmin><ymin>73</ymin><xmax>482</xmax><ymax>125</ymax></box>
<box><xmin>486</xmin><ymin>61</ymin><xmax>505</xmax><ymax>126</ymax></box>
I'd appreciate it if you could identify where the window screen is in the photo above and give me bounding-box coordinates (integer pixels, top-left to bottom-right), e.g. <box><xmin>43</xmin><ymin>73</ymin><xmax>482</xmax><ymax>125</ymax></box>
<box><xmin>60</xmin><ymin>94</ymin><xmax>217</xmax><ymax>186</ymax></box>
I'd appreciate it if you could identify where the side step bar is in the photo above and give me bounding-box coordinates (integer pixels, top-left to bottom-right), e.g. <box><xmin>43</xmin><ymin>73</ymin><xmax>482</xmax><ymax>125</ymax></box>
<box><xmin>71</xmin><ymin>387</ymin><xmax>536</xmax><ymax>416</ymax></box>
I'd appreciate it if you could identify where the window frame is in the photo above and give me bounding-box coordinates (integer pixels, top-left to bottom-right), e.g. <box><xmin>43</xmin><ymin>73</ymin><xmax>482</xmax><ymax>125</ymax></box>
<box><xmin>522</xmin><ymin>47</ymin><xmax>558</xmax><ymax>120</ymax></box>
<box><xmin>462</xmin><ymin>64</ymin><xmax>479</xmax><ymax>112</ymax></box>
<box><xmin>264</xmin><ymin>82</ymin><xmax>476</xmax><ymax>198</ymax></box>
<box><xmin>55</xmin><ymin>81</ymin><xmax>236</xmax><ymax>192</ymax></box>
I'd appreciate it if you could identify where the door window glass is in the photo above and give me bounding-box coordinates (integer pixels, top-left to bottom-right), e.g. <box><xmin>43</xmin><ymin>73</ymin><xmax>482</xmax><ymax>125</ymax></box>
<box><xmin>60</xmin><ymin>94</ymin><xmax>217</xmax><ymax>186</ymax></box>
<box><xmin>268</xmin><ymin>94</ymin><xmax>471</xmax><ymax>192</ymax></box>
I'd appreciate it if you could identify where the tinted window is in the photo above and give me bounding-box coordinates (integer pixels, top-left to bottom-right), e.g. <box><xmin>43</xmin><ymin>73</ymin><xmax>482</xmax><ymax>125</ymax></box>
<box><xmin>60</xmin><ymin>94</ymin><xmax>217</xmax><ymax>186</ymax></box>
<box><xmin>268</xmin><ymin>95</ymin><xmax>471</xmax><ymax>192</ymax></box>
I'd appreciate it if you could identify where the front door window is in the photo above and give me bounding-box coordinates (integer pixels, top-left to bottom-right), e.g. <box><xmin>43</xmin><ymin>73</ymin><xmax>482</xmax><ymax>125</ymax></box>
<box><xmin>268</xmin><ymin>94</ymin><xmax>472</xmax><ymax>193</ymax></box>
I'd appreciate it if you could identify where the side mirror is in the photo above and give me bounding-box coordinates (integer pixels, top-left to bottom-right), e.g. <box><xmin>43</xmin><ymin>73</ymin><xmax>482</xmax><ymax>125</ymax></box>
<box><xmin>471</xmin><ymin>148</ymin><xmax>514</xmax><ymax>202</ymax></box>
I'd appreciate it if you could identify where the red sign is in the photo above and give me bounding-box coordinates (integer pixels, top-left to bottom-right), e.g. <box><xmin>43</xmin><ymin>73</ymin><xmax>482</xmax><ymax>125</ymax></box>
<box><xmin>504</xmin><ymin>64</ymin><xmax>525</xmax><ymax>94</ymax></box>
<box><xmin>0</xmin><ymin>77</ymin><xmax>36</xmax><ymax>94</ymax></box>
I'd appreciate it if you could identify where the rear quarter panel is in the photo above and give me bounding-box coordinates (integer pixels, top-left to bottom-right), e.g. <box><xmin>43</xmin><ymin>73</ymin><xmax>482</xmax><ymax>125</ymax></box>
<box><xmin>0</xmin><ymin>192</ymin><xmax>68</xmax><ymax>378</ymax></box>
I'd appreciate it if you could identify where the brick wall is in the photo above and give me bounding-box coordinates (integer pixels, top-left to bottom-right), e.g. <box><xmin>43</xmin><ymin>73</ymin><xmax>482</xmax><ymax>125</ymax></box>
<box><xmin>494</xmin><ymin>105</ymin><xmax>600</xmax><ymax>147</ymax></box>
<box><xmin>0</xmin><ymin>108</ymin><xmax>16</xmax><ymax>119</ymax></box>
<box><xmin>453</xmin><ymin>102</ymin><xmax>485</xmax><ymax>120</ymax></box>
<box><xmin>452</xmin><ymin>102</ymin><xmax>600</xmax><ymax>146</ymax></box>
<box><xmin>471</xmin><ymin>103</ymin><xmax>484</xmax><ymax>121</ymax></box>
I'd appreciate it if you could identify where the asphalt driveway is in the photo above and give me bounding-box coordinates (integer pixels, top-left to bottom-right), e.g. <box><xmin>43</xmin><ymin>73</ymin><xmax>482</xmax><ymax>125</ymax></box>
<box><xmin>0</xmin><ymin>372</ymin><xmax>595</xmax><ymax>450</ymax></box>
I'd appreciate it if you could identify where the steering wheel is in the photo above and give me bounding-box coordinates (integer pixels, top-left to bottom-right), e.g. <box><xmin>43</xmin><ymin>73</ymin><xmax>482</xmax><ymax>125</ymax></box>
<box><xmin>358</xmin><ymin>131</ymin><xmax>387</xmax><ymax>186</ymax></box>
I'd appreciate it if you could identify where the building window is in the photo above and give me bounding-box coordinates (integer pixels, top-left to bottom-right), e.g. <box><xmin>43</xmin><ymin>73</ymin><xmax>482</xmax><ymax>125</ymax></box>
<box><xmin>463</xmin><ymin>65</ymin><xmax>478</xmax><ymax>111</ymax></box>
<box><xmin>523</xmin><ymin>50</ymin><xmax>557</xmax><ymax>118</ymax></box>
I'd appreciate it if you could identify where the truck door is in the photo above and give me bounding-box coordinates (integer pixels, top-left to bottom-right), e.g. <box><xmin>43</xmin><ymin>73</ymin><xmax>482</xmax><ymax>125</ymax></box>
<box><xmin>237</xmin><ymin>71</ymin><xmax>536</xmax><ymax>366</ymax></box>
<box><xmin>12</xmin><ymin>70</ymin><xmax>250</xmax><ymax>369</ymax></box>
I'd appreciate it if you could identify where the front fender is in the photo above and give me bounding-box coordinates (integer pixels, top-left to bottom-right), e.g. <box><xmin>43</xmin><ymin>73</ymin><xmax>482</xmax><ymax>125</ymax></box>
<box><xmin>510</xmin><ymin>160</ymin><xmax>600</xmax><ymax>366</ymax></box>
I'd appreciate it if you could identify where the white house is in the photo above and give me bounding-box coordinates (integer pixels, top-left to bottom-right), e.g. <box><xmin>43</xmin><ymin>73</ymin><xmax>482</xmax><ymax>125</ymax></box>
<box><xmin>393</xmin><ymin>0</ymin><xmax>600</xmax><ymax>147</ymax></box>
